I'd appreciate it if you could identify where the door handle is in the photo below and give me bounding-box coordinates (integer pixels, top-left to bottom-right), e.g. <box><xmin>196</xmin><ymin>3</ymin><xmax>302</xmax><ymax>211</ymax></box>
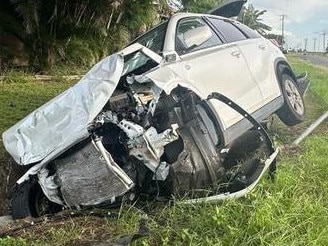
<box><xmin>259</xmin><ymin>44</ymin><xmax>266</xmax><ymax>50</ymax></box>
<box><xmin>231</xmin><ymin>51</ymin><xmax>241</xmax><ymax>58</ymax></box>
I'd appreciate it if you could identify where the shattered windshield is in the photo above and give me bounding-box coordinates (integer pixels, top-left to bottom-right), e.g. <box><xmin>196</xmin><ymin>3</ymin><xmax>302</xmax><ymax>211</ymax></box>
<box><xmin>122</xmin><ymin>51</ymin><xmax>154</xmax><ymax>75</ymax></box>
<box><xmin>122</xmin><ymin>22</ymin><xmax>167</xmax><ymax>76</ymax></box>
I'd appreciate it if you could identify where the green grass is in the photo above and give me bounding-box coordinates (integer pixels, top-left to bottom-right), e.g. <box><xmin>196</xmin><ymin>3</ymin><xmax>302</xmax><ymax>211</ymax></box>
<box><xmin>288</xmin><ymin>55</ymin><xmax>328</xmax><ymax>110</ymax></box>
<box><xmin>268</xmin><ymin>55</ymin><xmax>328</xmax><ymax>144</ymax></box>
<box><xmin>1</xmin><ymin>56</ymin><xmax>328</xmax><ymax>245</ymax></box>
<box><xmin>0</xmin><ymin>72</ymin><xmax>74</xmax><ymax>156</ymax></box>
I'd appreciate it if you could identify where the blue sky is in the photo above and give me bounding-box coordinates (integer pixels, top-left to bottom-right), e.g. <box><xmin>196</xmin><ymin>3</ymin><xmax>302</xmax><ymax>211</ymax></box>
<box><xmin>249</xmin><ymin>0</ymin><xmax>328</xmax><ymax>51</ymax></box>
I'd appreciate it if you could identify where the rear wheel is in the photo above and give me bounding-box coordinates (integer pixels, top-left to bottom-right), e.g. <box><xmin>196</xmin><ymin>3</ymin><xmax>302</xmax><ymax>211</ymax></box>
<box><xmin>277</xmin><ymin>73</ymin><xmax>305</xmax><ymax>126</ymax></box>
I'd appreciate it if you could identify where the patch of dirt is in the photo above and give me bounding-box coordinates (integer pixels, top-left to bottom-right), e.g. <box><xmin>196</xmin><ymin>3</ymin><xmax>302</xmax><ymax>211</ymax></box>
<box><xmin>1</xmin><ymin>212</ymin><xmax>111</xmax><ymax>238</ymax></box>
<box><xmin>280</xmin><ymin>145</ymin><xmax>303</xmax><ymax>156</ymax></box>
<box><xmin>1</xmin><ymin>210</ymin><xmax>148</xmax><ymax>246</ymax></box>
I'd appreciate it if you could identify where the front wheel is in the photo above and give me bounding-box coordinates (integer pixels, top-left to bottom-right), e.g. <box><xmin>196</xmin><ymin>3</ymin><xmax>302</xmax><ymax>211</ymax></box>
<box><xmin>277</xmin><ymin>73</ymin><xmax>305</xmax><ymax>126</ymax></box>
<box><xmin>12</xmin><ymin>179</ymin><xmax>62</xmax><ymax>219</ymax></box>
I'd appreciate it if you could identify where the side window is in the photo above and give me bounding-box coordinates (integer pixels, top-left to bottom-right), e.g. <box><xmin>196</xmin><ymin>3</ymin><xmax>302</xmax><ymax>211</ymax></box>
<box><xmin>175</xmin><ymin>17</ymin><xmax>222</xmax><ymax>55</ymax></box>
<box><xmin>134</xmin><ymin>21</ymin><xmax>168</xmax><ymax>55</ymax></box>
<box><xmin>208</xmin><ymin>17</ymin><xmax>247</xmax><ymax>43</ymax></box>
<box><xmin>234</xmin><ymin>22</ymin><xmax>262</xmax><ymax>39</ymax></box>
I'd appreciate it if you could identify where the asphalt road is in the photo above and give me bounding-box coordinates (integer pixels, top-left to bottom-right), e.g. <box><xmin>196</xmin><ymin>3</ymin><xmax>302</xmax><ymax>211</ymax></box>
<box><xmin>296</xmin><ymin>53</ymin><xmax>328</xmax><ymax>68</ymax></box>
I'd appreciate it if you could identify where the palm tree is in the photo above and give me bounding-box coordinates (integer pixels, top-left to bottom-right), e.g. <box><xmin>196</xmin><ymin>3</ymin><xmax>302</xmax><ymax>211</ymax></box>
<box><xmin>0</xmin><ymin>3</ymin><xmax>21</xmax><ymax>66</ymax></box>
<box><xmin>0</xmin><ymin>0</ymin><xmax>158</xmax><ymax>70</ymax></box>
<box><xmin>181</xmin><ymin>0</ymin><xmax>224</xmax><ymax>13</ymax></box>
<box><xmin>238</xmin><ymin>4</ymin><xmax>271</xmax><ymax>34</ymax></box>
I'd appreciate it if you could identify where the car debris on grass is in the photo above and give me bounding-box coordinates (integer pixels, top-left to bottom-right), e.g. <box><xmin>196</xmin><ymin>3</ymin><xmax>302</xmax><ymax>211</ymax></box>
<box><xmin>2</xmin><ymin>0</ymin><xmax>307</xmax><ymax>220</ymax></box>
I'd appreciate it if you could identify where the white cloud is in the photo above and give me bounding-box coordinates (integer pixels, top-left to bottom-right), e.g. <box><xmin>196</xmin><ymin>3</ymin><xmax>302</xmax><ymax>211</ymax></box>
<box><xmin>268</xmin><ymin>25</ymin><xmax>302</xmax><ymax>49</ymax></box>
<box><xmin>319</xmin><ymin>19</ymin><xmax>328</xmax><ymax>25</ymax></box>
<box><xmin>248</xmin><ymin>0</ymin><xmax>328</xmax><ymax>49</ymax></box>
<box><xmin>249</xmin><ymin>0</ymin><xmax>328</xmax><ymax>24</ymax></box>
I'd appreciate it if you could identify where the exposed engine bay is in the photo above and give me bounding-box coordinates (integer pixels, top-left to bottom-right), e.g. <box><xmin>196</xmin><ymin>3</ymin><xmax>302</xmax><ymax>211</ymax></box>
<box><xmin>35</xmin><ymin>76</ymin><xmax>273</xmax><ymax>210</ymax></box>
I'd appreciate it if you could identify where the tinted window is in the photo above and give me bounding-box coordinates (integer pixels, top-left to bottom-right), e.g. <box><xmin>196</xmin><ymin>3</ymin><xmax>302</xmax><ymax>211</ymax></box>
<box><xmin>175</xmin><ymin>17</ymin><xmax>222</xmax><ymax>55</ymax></box>
<box><xmin>234</xmin><ymin>22</ymin><xmax>261</xmax><ymax>39</ymax></box>
<box><xmin>133</xmin><ymin>21</ymin><xmax>168</xmax><ymax>54</ymax></box>
<box><xmin>208</xmin><ymin>18</ymin><xmax>247</xmax><ymax>43</ymax></box>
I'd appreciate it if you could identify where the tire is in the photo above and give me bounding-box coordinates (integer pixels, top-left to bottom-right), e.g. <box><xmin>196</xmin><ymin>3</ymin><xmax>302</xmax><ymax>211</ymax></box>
<box><xmin>277</xmin><ymin>73</ymin><xmax>305</xmax><ymax>126</ymax></box>
<box><xmin>12</xmin><ymin>179</ymin><xmax>62</xmax><ymax>219</ymax></box>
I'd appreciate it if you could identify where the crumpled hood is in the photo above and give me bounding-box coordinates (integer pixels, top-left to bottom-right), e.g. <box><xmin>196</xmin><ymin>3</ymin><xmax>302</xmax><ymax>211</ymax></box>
<box><xmin>2</xmin><ymin>54</ymin><xmax>124</xmax><ymax>165</ymax></box>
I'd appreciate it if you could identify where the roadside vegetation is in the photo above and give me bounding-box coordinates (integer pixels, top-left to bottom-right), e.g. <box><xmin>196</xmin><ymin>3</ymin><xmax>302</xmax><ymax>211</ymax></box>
<box><xmin>0</xmin><ymin>0</ymin><xmax>271</xmax><ymax>72</ymax></box>
<box><xmin>1</xmin><ymin>54</ymin><xmax>328</xmax><ymax>245</ymax></box>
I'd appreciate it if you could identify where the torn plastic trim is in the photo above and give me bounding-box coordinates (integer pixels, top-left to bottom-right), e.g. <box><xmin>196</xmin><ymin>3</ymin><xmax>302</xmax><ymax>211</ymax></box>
<box><xmin>296</xmin><ymin>71</ymin><xmax>310</xmax><ymax>96</ymax></box>
<box><xmin>208</xmin><ymin>91</ymin><xmax>277</xmax><ymax>176</ymax></box>
<box><xmin>207</xmin><ymin>92</ymin><xmax>275</xmax><ymax>154</ymax></box>
<box><xmin>181</xmin><ymin>91</ymin><xmax>278</xmax><ymax>203</ymax></box>
<box><xmin>182</xmin><ymin>149</ymin><xmax>278</xmax><ymax>204</ymax></box>
<box><xmin>181</xmin><ymin>92</ymin><xmax>279</xmax><ymax>204</ymax></box>
<box><xmin>38</xmin><ymin>168</ymin><xmax>63</xmax><ymax>205</ymax></box>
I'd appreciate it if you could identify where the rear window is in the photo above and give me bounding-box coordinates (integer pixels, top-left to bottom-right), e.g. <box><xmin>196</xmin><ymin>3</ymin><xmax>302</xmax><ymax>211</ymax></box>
<box><xmin>208</xmin><ymin>17</ymin><xmax>247</xmax><ymax>43</ymax></box>
<box><xmin>233</xmin><ymin>22</ymin><xmax>261</xmax><ymax>39</ymax></box>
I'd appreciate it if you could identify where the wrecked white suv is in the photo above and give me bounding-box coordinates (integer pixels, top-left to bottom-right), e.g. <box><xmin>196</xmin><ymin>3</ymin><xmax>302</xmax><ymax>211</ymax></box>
<box><xmin>3</xmin><ymin>2</ymin><xmax>305</xmax><ymax>219</ymax></box>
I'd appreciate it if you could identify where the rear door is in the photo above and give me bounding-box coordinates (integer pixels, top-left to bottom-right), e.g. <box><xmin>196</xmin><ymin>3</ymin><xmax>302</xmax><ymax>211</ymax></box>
<box><xmin>231</xmin><ymin>22</ymin><xmax>282</xmax><ymax>104</ymax></box>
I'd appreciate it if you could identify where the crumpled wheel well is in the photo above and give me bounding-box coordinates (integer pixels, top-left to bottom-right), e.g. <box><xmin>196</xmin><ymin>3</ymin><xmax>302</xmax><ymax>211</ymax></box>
<box><xmin>276</xmin><ymin>61</ymin><xmax>297</xmax><ymax>86</ymax></box>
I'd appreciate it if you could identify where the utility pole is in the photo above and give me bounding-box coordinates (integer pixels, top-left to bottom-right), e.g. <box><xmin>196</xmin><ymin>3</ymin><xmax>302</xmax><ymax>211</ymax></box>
<box><xmin>323</xmin><ymin>32</ymin><xmax>326</xmax><ymax>52</ymax></box>
<box><xmin>304</xmin><ymin>38</ymin><xmax>308</xmax><ymax>51</ymax></box>
<box><xmin>280</xmin><ymin>15</ymin><xmax>285</xmax><ymax>48</ymax></box>
<box><xmin>313</xmin><ymin>38</ymin><xmax>317</xmax><ymax>52</ymax></box>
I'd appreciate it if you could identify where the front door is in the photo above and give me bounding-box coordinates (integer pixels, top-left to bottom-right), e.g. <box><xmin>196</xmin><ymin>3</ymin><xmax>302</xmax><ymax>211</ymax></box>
<box><xmin>166</xmin><ymin>17</ymin><xmax>262</xmax><ymax>129</ymax></box>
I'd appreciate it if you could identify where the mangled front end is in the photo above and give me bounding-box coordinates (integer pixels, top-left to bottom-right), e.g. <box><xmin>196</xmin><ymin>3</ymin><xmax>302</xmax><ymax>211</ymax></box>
<box><xmin>37</xmin><ymin>83</ymin><xmax>277</xmax><ymax>211</ymax></box>
<box><xmin>3</xmin><ymin>44</ymin><xmax>278</xmax><ymax>219</ymax></box>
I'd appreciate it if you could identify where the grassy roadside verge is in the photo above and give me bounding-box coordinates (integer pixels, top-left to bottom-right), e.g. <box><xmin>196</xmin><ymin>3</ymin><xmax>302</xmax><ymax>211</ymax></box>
<box><xmin>1</xmin><ymin>56</ymin><xmax>328</xmax><ymax>245</ymax></box>
<box><xmin>0</xmin><ymin>74</ymin><xmax>74</xmax><ymax>155</ymax></box>
<box><xmin>0</xmin><ymin>75</ymin><xmax>75</xmax><ymax>217</ymax></box>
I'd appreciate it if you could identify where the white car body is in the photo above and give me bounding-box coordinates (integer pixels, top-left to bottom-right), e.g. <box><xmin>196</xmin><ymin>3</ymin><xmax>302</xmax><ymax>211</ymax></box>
<box><xmin>133</xmin><ymin>13</ymin><xmax>287</xmax><ymax>143</ymax></box>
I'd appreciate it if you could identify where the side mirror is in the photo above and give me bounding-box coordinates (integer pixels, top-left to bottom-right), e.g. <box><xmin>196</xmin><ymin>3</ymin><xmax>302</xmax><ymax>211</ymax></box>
<box><xmin>183</xmin><ymin>25</ymin><xmax>212</xmax><ymax>49</ymax></box>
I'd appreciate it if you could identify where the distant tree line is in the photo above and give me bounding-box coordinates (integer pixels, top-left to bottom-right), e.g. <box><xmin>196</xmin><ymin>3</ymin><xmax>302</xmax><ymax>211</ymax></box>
<box><xmin>0</xmin><ymin>0</ymin><xmax>272</xmax><ymax>71</ymax></box>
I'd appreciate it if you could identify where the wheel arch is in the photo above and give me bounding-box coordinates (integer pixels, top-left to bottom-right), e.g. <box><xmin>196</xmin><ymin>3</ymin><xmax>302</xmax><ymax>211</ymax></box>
<box><xmin>274</xmin><ymin>58</ymin><xmax>306</xmax><ymax>126</ymax></box>
<box><xmin>274</xmin><ymin>59</ymin><xmax>297</xmax><ymax>86</ymax></box>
